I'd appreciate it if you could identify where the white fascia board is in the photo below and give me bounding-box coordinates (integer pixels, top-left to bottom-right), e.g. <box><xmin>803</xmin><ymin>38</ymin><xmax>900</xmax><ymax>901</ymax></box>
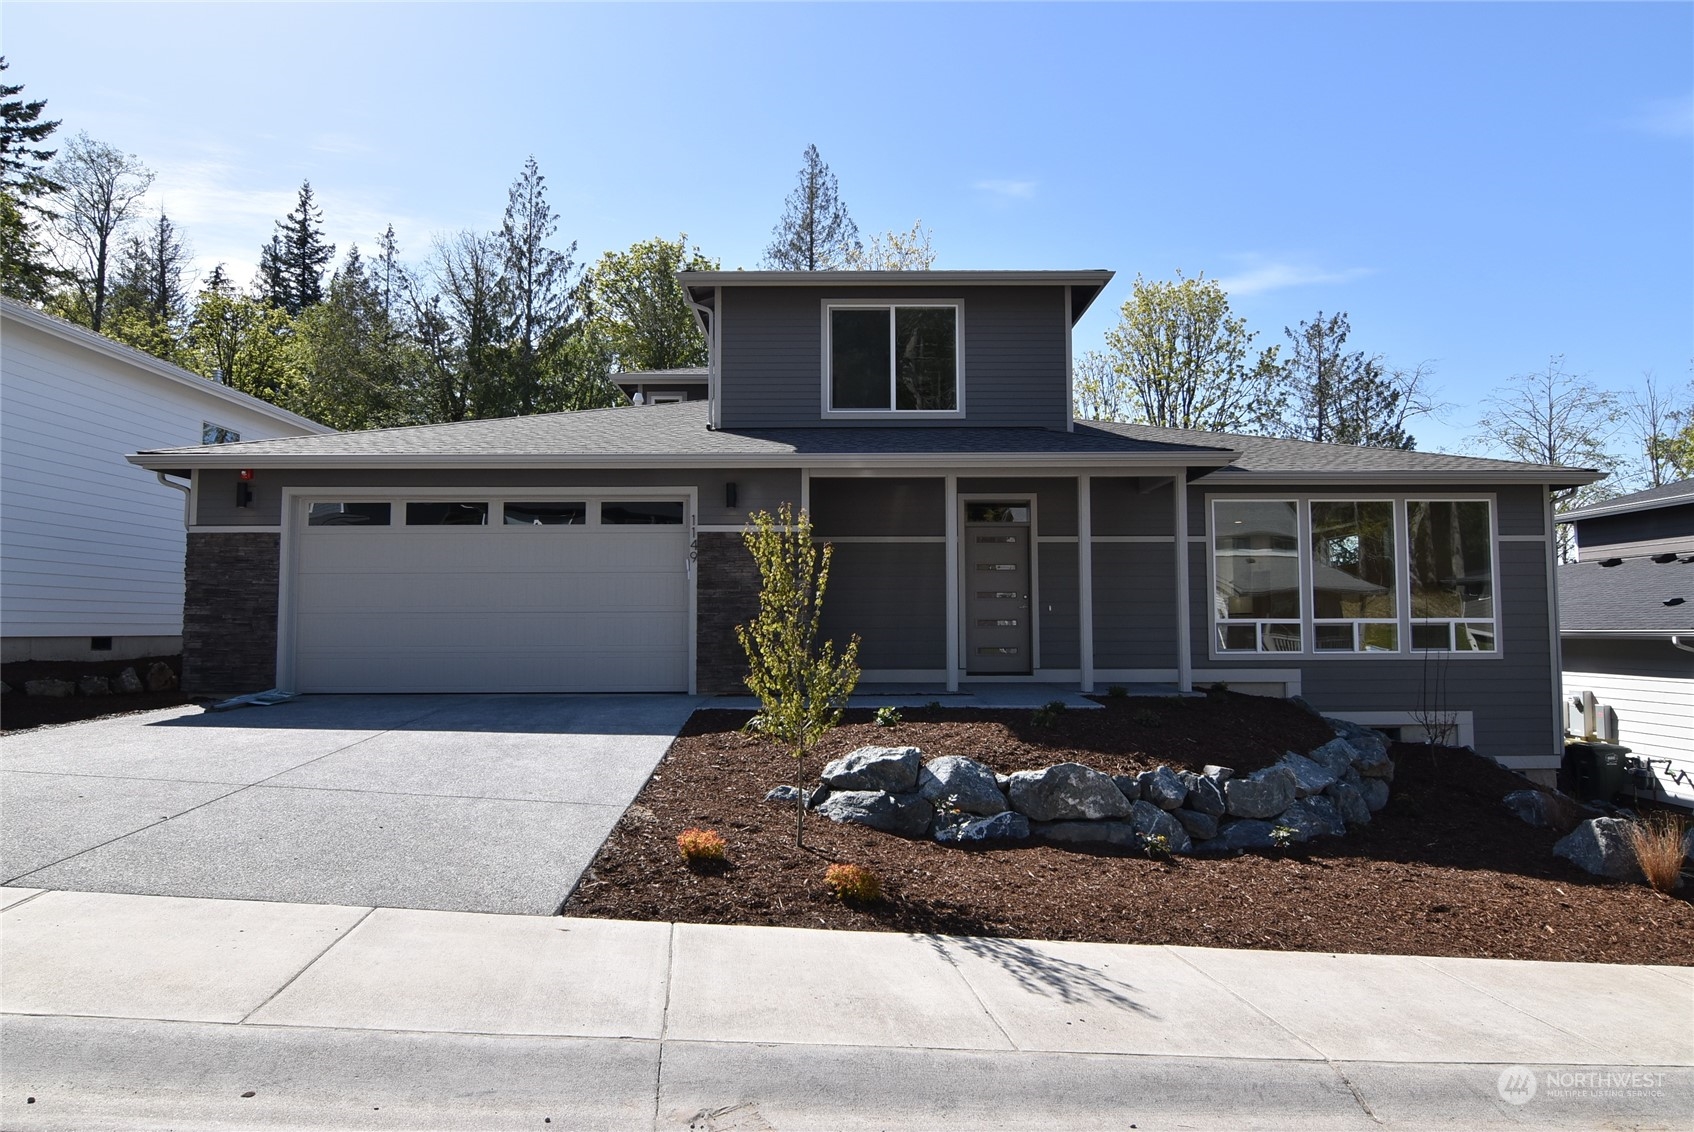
<box><xmin>1556</xmin><ymin>492</ymin><xmax>1694</xmax><ymax>522</ymax></box>
<box><xmin>1</xmin><ymin>299</ymin><xmax>334</xmax><ymax>436</ymax></box>
<box><xmin>679</xmin><ymin>269</ymin><xmax>1115</xmax><ymax>288</ymax></box>
<box><xmin>127</xmin><ymin>450</ymin><xmax>1244</xmax><ymax>473</ymax></box>
<box><xmin>1560</xmin><ymin>630</ymin><xmax>1687</xmax><ymax>640</ymax></box>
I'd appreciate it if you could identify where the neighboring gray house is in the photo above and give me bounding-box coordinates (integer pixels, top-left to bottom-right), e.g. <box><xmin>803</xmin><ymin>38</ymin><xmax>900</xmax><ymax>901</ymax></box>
<box><xmin>1557</xmin><ymin>480</ymin><xmax>1693</xmax><ymax>805</ymax></box>
<box><xmin>129</xmin><ymin>269</ymin><xmax>1598</xmax><ymax>782</ymax></box>
<box><xmin>613</xmin><ymin>366</ymin><xmax>708</xmax><ymax>406</ymax></box>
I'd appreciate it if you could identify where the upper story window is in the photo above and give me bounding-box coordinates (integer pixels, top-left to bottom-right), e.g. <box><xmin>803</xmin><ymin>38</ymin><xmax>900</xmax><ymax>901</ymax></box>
<box><xmin>202</xmin><ymin>422</ymin><xmax>240</xmax><ymax>444</ymax></box>
<box><xmin>825</xmin><ymin>302</ymin><xmax>960</xmax><ymax>415</ymax></box>
<box><xmin>1211</xmin><ymin>496</ymin><xmax>1497</xmax><ymax>656</ymax></box>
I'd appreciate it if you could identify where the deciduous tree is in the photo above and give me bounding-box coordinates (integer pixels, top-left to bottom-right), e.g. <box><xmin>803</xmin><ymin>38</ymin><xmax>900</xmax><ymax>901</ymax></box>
<box><xmin>762</xmin><ymin>144</ymin><xmax>860</xmax><ymax>271</ymax></box>
<box><xmin>844</xmin><ymin>220</ymin><xmax>935</xmax><ymax>270</ymax></box>
<box><xmin>184</xmin><ymin>266</ymin><xmax>296</xmax><ymax>403</ymax></box>
<box><xmin>47</xmin><ymin>131</ymin><xmax>154</xmax><ymax>331</ymax></box>
<box><xmin>1279</xmin><ymin>312</ymin><xmax>1431</xmax><ymax>449</ymax></box>
<box><xmin>582</xmin><ymin>234</ymin><xmax>716</xmax><ymax>372</ymax></box>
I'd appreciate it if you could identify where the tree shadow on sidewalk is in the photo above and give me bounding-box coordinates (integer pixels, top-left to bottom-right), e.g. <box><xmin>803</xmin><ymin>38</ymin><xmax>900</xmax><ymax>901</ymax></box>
<box><xmin>914</xmin><ymin>932</ymin><xmax>1157</xmax><ymax>1018</ymax></box>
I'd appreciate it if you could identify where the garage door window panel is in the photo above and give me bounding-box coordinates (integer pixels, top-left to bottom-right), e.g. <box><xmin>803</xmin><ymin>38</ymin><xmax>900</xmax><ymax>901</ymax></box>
<box><xmin>601</xmin><ymin>501</ymin><xmax>685</xmax><ymax>525</ymax></box>
<box><xmin>406</xmin><ymin>501</ymin><xmax>489</xmax><ymax>526</ymax></box>
<box><xmin>503</xmin><ymin>501</ymin><xmax>587</xmax><ymax>526</ymax></box>
<box><xmin>307</xmin><ymin>502</ymin><xmax>391</xmax><ymax>526</ymax></box>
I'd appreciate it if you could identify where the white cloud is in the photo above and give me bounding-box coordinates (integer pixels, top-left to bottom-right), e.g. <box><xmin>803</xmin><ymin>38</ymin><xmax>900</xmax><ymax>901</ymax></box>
<box><xmin>1214</xmin><ymin>257</ymin><xmax>1374</xmax><ymax>297</ymax></box>
<box><xmin>973</xmin><ymin>179</ymin><xmax>1037</xmax><ymax>200</ymax></box>
<box><xmin>1624</xmin><ymin>92</ymin><xmax>1694</xmax><ymax>138</ymax></box>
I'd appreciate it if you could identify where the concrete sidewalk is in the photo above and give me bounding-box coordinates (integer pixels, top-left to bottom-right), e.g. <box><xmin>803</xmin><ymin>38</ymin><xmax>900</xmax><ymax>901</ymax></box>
<box><xmin>2</xmin><ymin>889</ymin><xmax>1688</xmax><ymax>1130</ymax></box>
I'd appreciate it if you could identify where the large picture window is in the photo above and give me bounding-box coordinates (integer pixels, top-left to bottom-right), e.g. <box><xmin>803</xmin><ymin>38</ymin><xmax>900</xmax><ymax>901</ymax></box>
<box><xmin>1212</xmin><ymin>497</ymin><xmax>1496</xmax><ymax>656</ymax></box>
<box><xmin>827</xmin><ymin>303</ymin><xmax>959</xmax><ymax>413</ymax></box>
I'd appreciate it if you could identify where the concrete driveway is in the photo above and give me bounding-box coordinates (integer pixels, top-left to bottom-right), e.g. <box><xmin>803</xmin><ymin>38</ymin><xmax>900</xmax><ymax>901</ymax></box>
<box><xmin>0</xmin><ymin>695</ymin><xmax>699</xmax><ymax>914</ymax></box>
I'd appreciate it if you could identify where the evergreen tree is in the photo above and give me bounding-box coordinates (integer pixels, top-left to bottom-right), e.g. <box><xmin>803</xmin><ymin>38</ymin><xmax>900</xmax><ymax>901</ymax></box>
<box><xmin>374</xmin><ymin>223</ymin><xmax>402</xmax><ymax>318</ymax></box>
<box><xmin>259</xmin><ymin>180</ymin><xmax>334</xmax><ymax>315</ymax></box>
<box><xmin>762</xmin><ymin>144</ymin><xmax>860</xmax><ymax>270</ymax></box>
<box><xmin>0</xmin><ymin>57</ymin><xmax>61</xmax><ymax>301</ymax></box>
<box><xmin>1280</xmin><ymin>312</ymin><xmax>1426</xmax><ymax>449</ymax></box>
<box><xmin>499</xmin><ymin>156</ymin><xmax>574</xmax><ymax>414</ymax></box>
<box><xmin>292</xmin><ymin>245</ymin><xmax>427</xmax><ymax>429</ymax></box>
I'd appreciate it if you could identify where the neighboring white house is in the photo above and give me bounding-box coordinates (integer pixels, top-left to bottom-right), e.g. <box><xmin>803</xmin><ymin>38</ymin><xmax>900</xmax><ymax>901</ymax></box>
<box><xmin>1</xmin><ymin>298</ymin><xmax>333</xmax><ymax>663</ymax></box>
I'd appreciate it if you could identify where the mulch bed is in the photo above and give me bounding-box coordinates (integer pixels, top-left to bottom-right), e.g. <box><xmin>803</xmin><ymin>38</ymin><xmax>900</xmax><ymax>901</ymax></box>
<box><xmin>564</xmin><ymin>692</ymin><xmax>1694</xmax><ymax>965</ymax></box>
<box><xmin>1</xmin><ymin>655</ymin><xmax>192</xmax><ymax>733</ymax></box>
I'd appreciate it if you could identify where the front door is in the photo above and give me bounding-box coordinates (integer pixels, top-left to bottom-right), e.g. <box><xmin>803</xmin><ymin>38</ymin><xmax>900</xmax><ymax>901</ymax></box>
<box><xmin>965</xmin><ymin>502</ymin><xmax>1032</xmax><ymax>674</ymax></box>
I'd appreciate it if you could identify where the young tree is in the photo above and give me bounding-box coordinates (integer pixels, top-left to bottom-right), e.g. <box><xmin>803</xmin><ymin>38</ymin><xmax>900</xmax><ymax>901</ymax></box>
<box><xmin>1279</xmin><ymin>312</ymin><xmax>1430</xmax><ymax>449</ymax></box>
<box><xmin>0</xmin><ymin>57</ymin><xmax>61</xmax><ymax>302</ymax></box>
<box><xmin>762</xmin><ymin>144</ymin><xmax>860</xmax><ymax>271</ymax></box>
<box><xmin>499</xmin><ymin>156</ymin><xmax>575</xmax><ymax>415</ymax></box>
<box><xmin>844</xmin><ymin>220</ymin><xmax>936</xmax><ymax>270</ymax></box>
<box><xmin>581</xmin><ymin>234</ymin><xmax>717</xmax><ymax>372</ymax></box>
<box><xmin>46</xmin><ymin>132</ymin><xmax>154</xmax><ymax>331</ymax></box>
<box><xmin>1618</xmin><ymin>372</ymin><xmax>1690</xmax><ymax>490</ymax></box>
<box><xmin>258</xmin><ymin>180</ymin><xmax>335</xmax><ymax>315</ymax></box>
<box><xmin>736</xmin><ymin>504</ymin><xmax>861</xmax><ymax>849</ymax></box>
<box><xmin>1100</xmin><ymin>272</ymin><xmax>1285</xmax><ymax>432</ymax></box>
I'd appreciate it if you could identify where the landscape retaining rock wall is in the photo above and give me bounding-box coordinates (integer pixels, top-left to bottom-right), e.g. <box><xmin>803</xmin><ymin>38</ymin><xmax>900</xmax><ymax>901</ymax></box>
<box><xmin>770</xmin><ymin>713</ymin><xmax>1397</xmax><ymax>854</ymax></box>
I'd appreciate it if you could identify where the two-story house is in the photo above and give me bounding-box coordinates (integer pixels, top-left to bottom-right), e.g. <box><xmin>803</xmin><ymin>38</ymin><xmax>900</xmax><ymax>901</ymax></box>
<box><xmin>128</xmin><ymin>270</ymin><xmax>1599</xmax><ymax>782</ymax></box>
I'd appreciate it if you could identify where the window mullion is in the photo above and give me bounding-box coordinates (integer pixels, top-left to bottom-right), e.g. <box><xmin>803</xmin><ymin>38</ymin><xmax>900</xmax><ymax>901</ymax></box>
<box><xmin>1396</xmin><ymin>500</ymin><xmax>1411</xmax><ymax>655</ymax></box>
<box><xmin>1298</xmin><ymin>498</ymin><xmax>1311</xmax><ymax>655</ymax></box>
<box><xmin>887</xmin><ymin>305</ymin><xmax>897</xmax><ymax>411</ymax></box>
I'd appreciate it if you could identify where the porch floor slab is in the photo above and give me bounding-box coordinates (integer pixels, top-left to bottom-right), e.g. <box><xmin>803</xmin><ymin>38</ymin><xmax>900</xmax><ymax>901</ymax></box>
<box><xmin>712</xmin><ymin>682</ymin><xmax>1196</xmax><ymax>711</ymax></box>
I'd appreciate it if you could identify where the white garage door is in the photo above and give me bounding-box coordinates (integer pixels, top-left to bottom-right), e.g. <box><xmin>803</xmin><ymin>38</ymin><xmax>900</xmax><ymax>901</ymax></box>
<box><xmin>289</xmin><ymin>496</ymin><xmax>691</xmax><ymax>693</ymax></box>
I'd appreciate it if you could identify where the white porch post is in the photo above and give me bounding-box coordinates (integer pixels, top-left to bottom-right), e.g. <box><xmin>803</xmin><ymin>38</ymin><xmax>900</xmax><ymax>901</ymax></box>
<box><xmin>1174</xmin><ymin>473</ymin><xmax>1193</xmax><ymax>692</ymax></box>
<box><xmin>1078</xmin><ymin>473</ymin><xmax>1094</xmax><ymax>691</ymax></box>
<box><xmin>945</xmin><ymin>473</ymin><xmax>960</xmax><ymax>692</ymax></box>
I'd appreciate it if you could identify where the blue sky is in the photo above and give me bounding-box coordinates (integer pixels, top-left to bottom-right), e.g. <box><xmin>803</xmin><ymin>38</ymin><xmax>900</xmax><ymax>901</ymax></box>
<box><xmin>7</xmin><ymin>2</ymin><xmax>1691</xmax><ymax>454</ymax></box>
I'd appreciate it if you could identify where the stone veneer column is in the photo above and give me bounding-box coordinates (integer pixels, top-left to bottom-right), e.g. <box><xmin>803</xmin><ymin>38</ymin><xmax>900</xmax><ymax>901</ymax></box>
<box><xmin>695</xmin><ymin>531</ymin><xmax>761</xmax><ymax>695</ymax></box>
<box><xmin>182</xmin><ymin>532</ymin><xmax>280</xmax><ymax>694</ymax></box>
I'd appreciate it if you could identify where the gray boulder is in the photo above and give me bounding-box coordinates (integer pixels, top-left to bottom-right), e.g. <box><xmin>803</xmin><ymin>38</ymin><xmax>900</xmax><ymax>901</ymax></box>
<box><xmin>1504</xmin><ymin>789</ymin><xmax>1562</xmax><ymax>829</ymax></box>
<box><xmin>1175</xmin><ymin>808</ymin><xmax>1219</xmax><ymax>840</ymax></box>
<box><xmin>1325</xmin><ymin>781</ymin><xmax>1371</xmax><ymax>826</ymax></box>
<box><xmin>766</xmin><ymin>785</ymin><xmax>825</xmax><ymax>806</ymax></box>
<box><xmin>1268</xmin><ymin>806</ymin><xmax>1317</xmax><ymax>844</ymax></box>
<box><xmin>821</xmin><ymin>746</ymin><xmax>922</xmax><ymax>793</ymax></box>
<box><xmin>1197</xmin><ymin>819</ymin><xmax>1279</xmax><ymax>853</ymax></box>
<box><xmin>815</xmin><ymin>790</ymin><xmax>933</xmax><ymax>838</ymax></box>
<box><xmin>1202</xmin><ymin>764</ymin><xmax>1235</xmax><ymax>783</ymax></box>
<box><xmin>0</xmin><ymin>680</ymin><xmax>9</xmax><ymax>695</ymax></box>
<box><xmin>1287</xmin><ymin>695</ymin><xmax>1324</xmax><ymax>717</ymax></box>
<box><xmin>1305</xmin><ymin>738</ymin><xmax>1358</xmax><ymax>779</ymax></box>
<box><xmin>24</xmin><ymin>678</ymin><xmax>75</xmax><ymax>698</ymax></box>
<box><xmin>1130</xmin><ymin>800</ymin><xmax>1194</xmax><ymax>854</ymax></box>
<box><xmin>1033</xmin><ymin>820</ymin><xmax>1139</xmax><ymax>847</ymax></box>
<box><xmin>1292</xmin><ymin>795</ymin><xmax>1346</xmax><ymax>838</ymax></box>
<box><xmin>1179</xmin><ymin>772</ymin><xmax>1226</xmax><ymax>816</ymax></box>
<box><xmin>77</xmin><ymin>675</ymin><xmax>112</xmax><ymax>697</ymax></box>
<box><xmin>933</xmin><ymin>810</ymin><xmax>1030</xmax><ymax>844</ymax></box>
<box><xmin>1138</xmin><ymin>766</ymin><xmax>1188</xmax><ymax>810</ymax></box>
<box><xmin>144</xmin><ymin>662</ymin><xmax>178</xmax><ymax>692</ymax></box>
<box><xmin>1329</xmin><ymin>718</ymin><xmax>1391</xmax><ymax>761</ymax></box>
<box><xmin>1224</xmin><ymin>765</ymin><xmax>1298</xmax><ymax>819</ymax></box>
<box><xmin>1111</xmin><ymin>774</ymin><xmax>1142</xmax><ymax>802</ymax></box>
<box><xmin>917</xmin><ymin>756</ymin><xmax>1008</xmax><ymax>815</ymax></box>
<box><xmin>115</xmin><ymin>667</ymin><xmax>144</xmax><ymax>694</ymax></box>
<box><xmin>995</xmin><ymin>773</ymin><xmax>1013</xmax><ymax>793</ymax></box>
<box><xmin>1278</xmin><ymin>752</ymin><xmax>1339</xmax><ymax>798</ymax></box>
<box><xmin>1359</xmin><ymin>777</ymin><xmax>1391</xmax><ymax>813</ymax></box>
<box><xmin>1008</xmin><ymin>762</ymin><xmax>1133</xmax><ymax>822</ymax></box>
<box><xmin>1553</xmin><ymin>818</ymin><xmax>1639</xmax><ymax>880</ymax></box>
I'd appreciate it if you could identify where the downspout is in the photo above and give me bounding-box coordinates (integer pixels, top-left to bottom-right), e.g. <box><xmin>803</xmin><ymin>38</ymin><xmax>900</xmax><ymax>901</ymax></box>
<box><xmin>1672</xmin><ymin>636</ymin><xmax>1694</xmax><ymax>655</ymax></box>
<box><xmin>157</xmin><ymin>471</ymin><xmax>191</xmax><ymax>528</ymax></box>
<box><xmin>682</xmin><ymin>286</ymin><xmax>720</xmax><ymax>430</ymax></box>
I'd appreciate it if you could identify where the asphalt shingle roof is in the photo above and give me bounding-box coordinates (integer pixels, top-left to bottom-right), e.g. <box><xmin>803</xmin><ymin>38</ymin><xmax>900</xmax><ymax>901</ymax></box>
<box><xmin>1558</xmin><ymin>479</ymin><xmax>1694</xmax><ymax>521</ymax></box>
<box><xmin>1557</xmin><ymin>557</ymin><xmax>1694</xmax><ymax>633</ymax></box>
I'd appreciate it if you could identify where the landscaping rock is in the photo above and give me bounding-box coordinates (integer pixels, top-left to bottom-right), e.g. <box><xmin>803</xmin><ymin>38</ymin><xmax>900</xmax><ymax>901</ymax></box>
<box><xmin>1130</xmin><ymin>800</ymin><xmax>1193</xmax><ymax>854</ymax></box>
<box><xmin>821</xmin><ymin>746</ymin><xmax>922</xmax><ymax>793</ymax></box>
<box><xmin>1295</xmin><ymin>795</ymin><xmax>1347</xmax><ymax>838</ymax></box>
<box><xmin>1175</xmin><ymin>808</ymin><xmax>1219</xmax><ymax>840</ymax></box>
<box><xmin>0</xmin><ymin>680</ymin><xmax>11</xmax><ymax>696</ymax></box>
<box><xmin>918</xmin><ymin>756</ymin><xmax>1008</xmax><ymax>815</ymax></box>
<box><xmin>815</xmin><ymin>790</ymin><xmax>933</xmax><ymax>838</ymax></box>
<box><xmin>1033</xmin><ymin>819</ymin><xmax>1138</xmax><ymax>847</ymax></box>
<box><xmin>1202</xmin><ymin>765</ymin><xmax>1234</xmax><ymax>783</ymax></box>
<box><xmin>1111</xmin><ymin>774</ymin><xmax>1142</xmax><ymax>802</ymax></box>
<box><xmin>1224</xmin><ymin>765</ymin><xmax>1298</xmax><ymax>819</ymax></box>
<box><xmin>1503</xmin><ymin>789</ymin><xmax>1563</xmax><ymax>829</ymax></box>
<box><xmin>1008</xmin><ymin>762</ymin><xmax>1132</xmax><ymax>822</ymax></box>
<box><xmin>1359</xmin><ymin>777</ymin><xmax>1391</xmax><ymax>813</ymax></box>
<box><xmin>1278</xmin><ymin>752</ymin><xmax>1339</xmax><ymax>798</ymax></box>
<box><xmin>1553</xmin><ymin>817</ymin><xmax>1639</xmax><ymax>880</ymax></box>
<box><xmin>1288</xmin><ymin>695</ymin><xmax>1324</xmax><ymax>717</ymax></box>
<box><xmin>77</xmin><ymin>675</ymin><xmax>112</xmax><ymax>696</ymax></box>
<box><xmin>1179</xmin><ymin>772</ymin><xmax>1226</xmax><ymax>817</ymax></box>
<box><xmin>766</xmin><ymin>785</ymin><xmax>824</xmax><ymax>807</ymax></box>
<box><xmin>995</xmin><ymin>773</ymin><xmax>1013</xmax><ymax>793</ymax></box>
<box><xmin>145</xmin><ymin>662</ymin><xmax>178</xmax><ymax>692</ymax></box>
<box><xmin>1305</xmin><ymin>738</ymin><xmax>1358</xmax><ymax>779</ymax></box>
<box><xmin>1137</xmin><ymin>766</ymin><xmax>1188</xmax><ymax>810</ymax></box>
<box><xmin>24</xmin><ymin>678</ymin><xmax>75</xmax><ymax>698</ymax></box>
<box><xmin>1329</xmin><ymin>717</ymin><xmax>1391</xmax><ymax>761</ymax></box>
<box><xmin>1199</xmin><ymin>819</ymin><xmax>1279</xmax><ymax>853</ymax></box>
<box><xmin>1268</xmin><ymin>806</ymin><xmax>1316</xmax><ymax>844</ymax></box>
<box><xmin>1326</xmin><ymin>781</ymin><xmax>1371</xmax><ymax>826</ymax></box>
<box><xmin>933</xmin><ymin>810</ymin><xmax>1030</xmax><ymax>844</ymax></box>
<box><xmin>1353</xmin><ymin>747</ymin><xmax>1395</xmax><ymax>781</ymax></box>
<box><xmin>115</xmin><ymin>667</ymin><xmax>144</xmax><ymax>694</ymax></box>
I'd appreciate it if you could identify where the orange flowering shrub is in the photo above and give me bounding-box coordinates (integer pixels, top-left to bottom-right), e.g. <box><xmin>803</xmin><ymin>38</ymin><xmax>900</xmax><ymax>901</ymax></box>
<box><xmin>824</xmin><ymin>863</ymin><xmax>882</xmax><ymax>903</ymax></box>
<box><xmin>676</xmin><ymin>828</ymin><xmax>727</xmax><ymax>863</ymax></box>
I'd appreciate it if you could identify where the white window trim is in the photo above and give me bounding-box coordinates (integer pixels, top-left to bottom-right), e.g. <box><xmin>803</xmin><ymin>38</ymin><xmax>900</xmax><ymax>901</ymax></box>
<box><xmin>1206</xmin><ymin>493</ymin><xmax>1502</xmax><ymax>661</ymax></box>
<box><xmin>820</xmin><ymin>298</ymin><xmax>966</xmax><ymax>419</ymax></box>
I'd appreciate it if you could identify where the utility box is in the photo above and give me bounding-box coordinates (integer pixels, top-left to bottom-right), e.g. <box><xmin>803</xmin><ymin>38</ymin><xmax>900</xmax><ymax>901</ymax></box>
<box><xmin>1561</xmin><ymin>740</ymin><xmax>1633</xmax><ymax>804</ymax></box>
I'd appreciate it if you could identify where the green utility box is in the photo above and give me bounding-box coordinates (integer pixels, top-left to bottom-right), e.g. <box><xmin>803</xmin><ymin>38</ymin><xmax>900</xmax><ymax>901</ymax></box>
<box><xmin>1561</xmin><ymin>741</ymin><xmax>1633</xmax><ymax>804</ymax></box>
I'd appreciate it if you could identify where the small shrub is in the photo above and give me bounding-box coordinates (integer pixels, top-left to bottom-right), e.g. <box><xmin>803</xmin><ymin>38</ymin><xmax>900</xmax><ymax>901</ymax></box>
<box><xmin>1627</xmin><ymin>812</ymin><xmax>1689</xmax><ymax>894</ymax></box>
<box><xmin>1205</xmin><ymin>681</ymin><xmax>1231</xmax><ymax>699</ymax></box>
<box><xmin>1142</xmin><ymin>832</ymin><xmax>1172</xmax><ymax>860</ymax></box>
<box><xmin>1131</xmin><ymin>707</ymin><xmax>1160</xmax><ymax>727</ymax></box>
<box><xmin>1106</xmin><ymin>685</ymin><xmax>1129</xmax><ymax>699</ymax></box>
<box><xmin>824</xmin><ymin>863</ymin><xmax>882</xmax><ymax>903</ymax></box>
<box><xmin>1269</xmin><ymin>824</ymin><xmax>1298</xmax><ymax>850</ymax></box>
<box><xmin>924</xmin><ymin>700</ymin><xmax>943</xmax><ymax>710</ymax></box>
<box><xmin>1031</xmin><ymin>700</ymin><xmax>1068</xmax><ymax>728</ymax></box>
<box><xmin>677</xmin><ymin>828</ymin><xmax>727</xmax><ymax>864</ymax></box>
<box><xmin>874</xmin><ymin>705</ymin><xmax>903</xmax><ymax>727</ymax></box>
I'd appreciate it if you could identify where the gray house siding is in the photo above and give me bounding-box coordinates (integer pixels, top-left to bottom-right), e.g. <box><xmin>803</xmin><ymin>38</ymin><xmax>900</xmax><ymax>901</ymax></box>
<box><xmin>1037</xmin><ymin>542</ymin><xmax>1080</xmax><ymax>668</ymax></box>
<box><xmin>820</xmin><ymin>542</ymin><xmax>947</xmax><ymax>670</ymax></box>
<box><xmin>1093</xmin><ymin>542</ymin><xmax>1179</xmax><ymax>668</ymax></box>
<box><xmin>1573</xmin><ymin>502</ymin><xmax>1694</xmax><ymax>560</ymax></box>
<box><xmin>194</xmin><ymin>466</ymin><xmax>800</xmax><ymax>528</ymax></box>
<box><xmin>1563</xmin><ymin>637</ymin><xmax>1691</xmax><ymax>678</ymax></box>
<box><xmin>719</xmin><ymin>285</ymin><xmax>1069</xmax><ymax>430</ymax></box>
<box><xmin>809</xmin><ymin>476</ymin><xmax>944</xmax><ymax>537</ymax></box>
